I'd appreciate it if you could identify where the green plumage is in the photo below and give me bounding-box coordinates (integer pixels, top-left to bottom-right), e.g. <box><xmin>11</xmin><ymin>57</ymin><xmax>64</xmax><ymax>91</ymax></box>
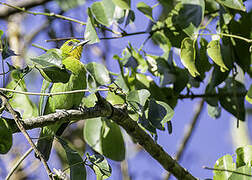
<box><xmin>36</xmin><ymin>39</ymin><xmax>87</xmax><ymax>161</ymax></box>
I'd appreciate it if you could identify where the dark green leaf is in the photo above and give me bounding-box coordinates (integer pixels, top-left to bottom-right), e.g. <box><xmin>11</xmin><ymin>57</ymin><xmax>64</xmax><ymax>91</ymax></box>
<box><xmin>85</xmin><ymin>8</ymin><xmax>100</xmax><ymax>44</ymax></box>
<box><xmin>58</xmin><ymin>138</ymin><xmax>86</xmax><ymax>180</ymax></box>
<box><xmin>207</xmin><ymin>40</ymin><xmax>229</xmax><ymax>72</ymax></box>
<box><xmin>86</xmin><ymin>62</ymin><xmax>111</xmax><ymax>86</ymax></box>
<box><xmin>218</xmin><ymin>78</ymin><xmax>246</xmax><ymax>121</ymax></box>
<box><xmin>213</xmin><ymin>154</ymin><xmax>235</xmax><ymax>180</ymax></box>
<box><xmin>84</xmin><ymin>118</ymin><xmax>125</xmax><ymax>161</ymax></box>
<box><xmin>205</xmin><ymin>84</ymin><xmax>218</xmax><ymax>106</ymax></box>
<box><xmin>147</xmin><ymin>99</ymin><xmax>174</xmax><ymax>130</ymax></box>
<box><xmin>173</xmin><ymin>68</ymin><xmax>189</xmax><ymax>94</ymax></box>
<box><xmin>112</xmin><ymin>0</ymin><xmax>130</xmax><ymax>9</ymax></box>
<box><xmin>125</xmin><ymin>10</ymin><xmax>135</xmax><ymax>27</ymax></box>
<box><xmin>180</xmin><ymin>37</ymin><xmax>200</xmax><ymax>77</ymax></box>
<box><xmin>87</xmin><ymin>153</ymin><xmax>112</xmax><ymax>179</ymax></box>
<box><xmin>235</xmin><ymin>145</ymin><xmax>252</xmax><ymax>168</ymax></box>
<box><xmin>174</xmin><ymin>0</ymin><xmax>205</xmax><ymax>37</ymax></box>
<box><xmin>137</xmin><ymin>2</ymin><xmax>154</xmax><ymax>21</ymax></box>
<box><xmin>36</xmin><ymin>65</ymin><xmax>71</xmax><ymax>83</ymax></box>
<box><xmin>209</xmin><ymin>64</ymin><xmax>230</xmax><ymax>87</ymax></box>
<box><xmin>245</xmin><ymin>84</ymin><xmax>252</xmax><ymax>104</ymax></box>
<box><xmin>167</xmin><ymin>121</ymin><xmax>172</xmax><ymax>134</ymax></box>
<box><xmin>217</xmin><ymin>0</ymin><xmax>246</xmax><ymax>11</ymax></box>
<box><xmin>0</xmin><ymin>118</ymin><xmax>12</xmax><ymax>154</ymax></box>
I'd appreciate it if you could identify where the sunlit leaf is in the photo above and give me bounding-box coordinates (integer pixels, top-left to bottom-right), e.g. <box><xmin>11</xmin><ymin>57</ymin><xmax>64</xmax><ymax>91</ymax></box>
<box><xmin>213</xmin><ymin>154</ymin><xmax>235</xmax><ymax>180</ymax></box>
<box><xmin>58</xmin><ymin>138</ymin><xmax>86</xmax><ymax>180</ymax></box>
<box><xmin>85</xmin><ymin>8</ymin><xmax>100</xmax><ymax>44</ymax></box>
<box><xmin>137</xmin><ymin>2</ymin><xmax>154</xmax><ymax>21</ymax></box>
<box><xmin>180</xmin><ymin>37</ymin><xmax>200</xmax><ymax>77</ymax></box>
<box><xmin>87</xmin><ymin>153</ymin><xmax>112</xmax><ymax>179</ymax></box>
<box><xmin>207</xmin><ymin>40</ymin><xmax>228</xmax><ymax>72</ymax></box>
<box><xmin>229</xmin><ymin>165</ymin><xmax>251</xmax><ymax>180</ymax></box>
<box><xmin>236</xmin><ymin>145</ymin><xmax>252</xmax><ymax>168</ymax></box>
<box><xmin>86</xmin><ymin>62</ymin><xmax>111</xmax><ymax>86</ymax></box>
<box><xmin>112</xmin><ymin>0</ymin><xmax>130</xmax><ymax>9</ymax></box>
<box><xmin>217</xmin><ymin>0</ymin><xmax>246</xmax><ymax>11</ymax></box>
<box><xmin>0</xmin><ymin>118</ymin><xmax>12</xmax><ymax>154</ymax></box>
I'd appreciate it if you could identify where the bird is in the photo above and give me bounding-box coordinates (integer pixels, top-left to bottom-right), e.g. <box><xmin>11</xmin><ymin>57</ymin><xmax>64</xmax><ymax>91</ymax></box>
<box><xmin>36</xmin><ymin>39</ymin><xmax>89</xmax><ymax>161</ymax></box>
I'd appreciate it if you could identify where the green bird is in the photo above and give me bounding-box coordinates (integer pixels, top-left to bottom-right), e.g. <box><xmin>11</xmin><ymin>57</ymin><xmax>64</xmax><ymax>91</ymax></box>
<box><xmin>36</xmin><ymin>39</ymin><xmax>89</xmax><ymax>161</ymax></box>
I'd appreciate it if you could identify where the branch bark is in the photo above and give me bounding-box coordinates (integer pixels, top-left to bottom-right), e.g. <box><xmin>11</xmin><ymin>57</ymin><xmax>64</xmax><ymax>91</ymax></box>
<box><xmin>0</xmin><ymin>0</ymin><xmax>53</xmax><ymax>18</ymax></box>
<box><xmin>6</xmin><ymin>99</ymin><xmax>197</xmax><ymax>180</ymax></box>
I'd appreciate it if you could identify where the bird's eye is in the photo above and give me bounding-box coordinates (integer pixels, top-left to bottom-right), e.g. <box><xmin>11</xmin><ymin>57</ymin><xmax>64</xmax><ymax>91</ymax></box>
<box><xmin>68</xmin><ymin>41</ymin><xmax>74</xmax><ymax>46</ymax></box>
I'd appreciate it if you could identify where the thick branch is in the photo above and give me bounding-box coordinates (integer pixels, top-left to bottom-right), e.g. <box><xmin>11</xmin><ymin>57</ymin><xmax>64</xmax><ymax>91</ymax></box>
<box><xmin>0</xmin><ymin>0</ymin><xmax>53</xmax><ymax>18</ymax></box>
<box><xmin>7</xmin><ymin>100</ymin><xmax>197</xmax><ymax>180</ymax></box>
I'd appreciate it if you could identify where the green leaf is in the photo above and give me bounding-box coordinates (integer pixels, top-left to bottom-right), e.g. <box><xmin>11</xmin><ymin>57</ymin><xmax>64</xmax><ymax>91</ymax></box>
<box><xmin>6</xmin><ymin>70</ymin><xmax>38</xmax><ymax>119</ymax></box>
<box><xmin>228</xmin><ymin>165</ymin><xmax>252</xmax><ymax>180</ymax></box>
<box><xmin>128</xmin><ymin>44</ymin><xmax>148</xmax><ymax>73</ymax></box>
<box><xmin>173</xmin><ymin>68</ymin><xmax>189</xmax><ymax>94</ymax></box>
<box><xmin>137</xmin><ymin>2</ymin><xmax>154</xmax><ymax>22</ymax></box>
<box><xmin>217</xmin><ymin>0</ymin><xmax>246</xmax><ymax>11</ymax></box>
<box><xmin>0</xmin><ymin>118</ymin><xmax>12</xmax><ymax>154</ymax></box>
<box><xmin>207</xmin><ymin>40</ymin><xmax>229</xmax><ymax>72</ymax></box>
<box><xmin>36</xmin><ymin>65</ymin><xmax>71</xmax><ymax>83</ymax></box>
<box><xmin>207</xmin><ymin>104</ymin><xmax>221</xmax><ymax>119</ymax></box>
<box><xmin>86</xmin><ymin>62</ymin><xmax>111</xmax><ymax>86</ymax></box>
<box><xmin>213</xmin><ymin>154</ymin><xmax>236</xmax><ymax>180</ymax></box>
<box><xmin>86</xmin><ymin>72</ymin><xmax>97</xmax><ymax>92</ymax></box>
<box><xmin>125</xmin><ymin>10</ymin><xmax>135</xmax><ymax>27</ymax></box>
<box><xmin>126</xmin><ymin>89</ymin><xmax>150</xmax><ymax>116</ymax></box>
<box><xmin>112</xmin><ymin>0</ymin><xmax>130</xmax><ymax>9</ymax></box>
<box><xmin>30</xmin><ymin>49</ymin><xmax>63</xmax><ymax>67</ymax></box>
<box><xmin>1</xmin><ymin>40</ymin><xmax>18</xmax><ymax>60</ymax></box>
<box><xmin>0</xmin><ymin>30</ymin><xmax>3</xmax><ymax>38</ymax></box>
<box><xmin>91</xmin><ymin>0</ymin><xmax>124</xmax><ymax>27</ymax></box>
<box><xmin>84</xmin><ymin>118</ymin><xmax>125</xmax><ymax>161</ymax></box>
<box><xmin>151</xmin><ymin>30</ymin><xmax>171</xmax><ymax>54</ymax></box>
<box><xmin>39</xmin><ymin>80</ymin><xmax>51</xmax><ymax>116</ymax></box>
<box><xmin>209</xmin><ymin>64</ymin><xmax>230</xmax><ymax>88</ymax></box>
<box><xmin>245</xmin><ymin>84</ymin><xmax>252</xmax><ymax>104</ymax></box>
<box><xmin>180</xmin><ymin>37</ymin><xmax>200</xmax><ymax>77</ymax></box>
<box><xmin>58</xmin><ymin>138</ymin><xmax>86</xmax><ymax>180</ymax></box>
<box><xmin>175</xmin><ymin>0</ymin><xmax>205</xmax><ymax>37</ymax></box>
<box><xmin>85</xmin><ymin>8</ymin><xmax>100</xmax><ymax>44</ymax></box>
<box><xmin>55</xmin><ymin>0</ymin><xmax>86</xmax><ymax>11</ymax></box>
<box><xmin>87</xmin><ymin>153</ymin><xmax>112</xmax><ymax>179</ymax></box>
<box><xmin>236</xmin><ymin>145</ymin><xmax>252</xmax><ymax>168</ymax></box>
<box><xmin>82</xmin><ymin>93</ymin><xmax>97</xmax><ymax>108</ymax></box>
<box><xmin>205</xmin><ymin>84</ymin><xmax>218</xmax><ymax>106</ymax></box>
<box><xmin>147</xmin><ymin>99</ymin><xmax>174</xmax><ymax>130</ymax></box>
<box><xmin>218</xmin><ymin>78</ymin><xmax>246</xmax><ymax>121</ymax></box>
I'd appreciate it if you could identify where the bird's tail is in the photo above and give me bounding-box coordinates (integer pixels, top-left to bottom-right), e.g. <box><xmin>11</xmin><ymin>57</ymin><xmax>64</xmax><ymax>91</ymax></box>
<box><xmin>36</xmin><ymin>127</ymin><xmax>54</xmax><ymax>161</ymax></box>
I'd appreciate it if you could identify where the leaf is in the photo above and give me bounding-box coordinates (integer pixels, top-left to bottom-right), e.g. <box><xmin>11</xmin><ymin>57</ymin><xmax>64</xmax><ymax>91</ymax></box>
<box><xmin>91</xmin><ymin>0</ymin><xmax>124</xmax><ymax>27</ymax></box>
<box><xmin>209</xmin><ymin>64</ymin><xmax>230</xmax><ymax>88</ymax></box>
<box><xmin>207</xmin><ymin>104</ymin><xmax>221</xmax><ymax>119</ymax></box>
<box><xmin>235</xmin><ymin>145</ymin><xmax>252</xmax><ymax>168</ymax></box>
<box><xmin>6</xmin><ymin>70</ymin><xmax>38</xmax><ymax>119</ymax></box>
<box><xmin>213</xmin><ymin>154</ymin><xmax>235</xmax><ymax>180</ymax></box>
<box><xmin>112</xmin><ymin>0</ymin><xmax>130</xmax><ymax>9</ymax></box>
<box><xmin>86</xmin><ymin>72</ymin><xmax>97</xmax><ymax>92</ymax></box>
<box><xmin>217</xmin><ymin>0</ymin><xmax>246</xmax><ymax>11</ymax></box>
<box><xmin>207</xmin><ymin>40</ymin><xmax>229</xmax><ymax>72</ymax></box>
<box><xmin>218</xmin><ymin>78</ymin><xmax>246</xmax><ymax>121</ymax></box>
<box><xmin>30</xmin><ymin>48</ymin><xmax>63</xmax><ymax>67</ymax></box>
<box><xmin>205</xmin><ymin>84</ymin><xmax>218</xmax><ymax>106</ymax></box>
<box><xmin>180</xmin><ymin>37</ymin><xmax>200</xmax><ymax>77</ymax></box>
<box><xmin>173</xmin><ymin>68</ymin><xmax>189</xmax><ymax>94</ymax></box>
<box><xmin>85</xmin><ymin>8</ymin><xmax>100</xmax><ymax>44</ymax></box>
<box><xmin>39</xmin><ymin>80</ymin><xmax>51</xmax><ymax>116</ymax></box>
<box><xmin>228</xmin><ymin>165</ymin><xmax>252</xmax><ymax>180</ymax></box>
<box><xmin>174</xmin><ymin>0</ymin><xmax>205</xmax><ymax>37</ymax></box>
<box><xmin>36</xmin><ymin>65</ymin><xmax>71</xmax><ymax>83</ymax></box>
<box><xmin>0</xmin><ymin>30</ymin><xmax>3</xmax><ymax>38</ymax></box>
<box><xmin>245</xmin><ymin>84</ymin><xmax>252</xmax><ymax>104</ymax></box>
<box><xmin>87</xmin><ymin>153</ymin><xmax>112</xmax><ymax>179</ymax></box>
<box><xmin>58</xmin><ymin>138</ymin><xmax>86</xmax><ymax>180</ymax></box>
<box><xmin>0</xmin><ymin>118</ymin><xmax>12</xmax><ymax>154</ymax></box>
<box><xmin>86</xmin><ymin>62</ymin><xmax>111</xmax><ymax>86</ymax></box>
<box><xmin>137</xmin><ymin>2</ymin><xmax>154</xmax><ymax>21</ymax></box>
<box><xmin>1</xmin><ymin>40</ymin><xmax>18</xmax><ymax>60</ymax></box>
<box><xmin>83</xmin><ymin>118</ymin><xmax>125</xmax><ymax>161</ymax></box>
<box><xmin>147</xmin><ymin>99</ymin><xmax>174</xmax><ymax>130</ymax></box>
<box><xmin>55</xmin><ymin>0</ymin><xmax>86</xmax><ymax>11</ymax></box>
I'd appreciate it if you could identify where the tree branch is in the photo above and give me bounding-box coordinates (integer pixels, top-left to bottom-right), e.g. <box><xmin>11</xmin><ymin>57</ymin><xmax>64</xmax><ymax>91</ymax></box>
<box><xmin>6</xmin><ymin>99</ymin><xmax>197</xmax><ymax>180</ymax></box>
<box><xmin>0</xmin><ymin>0</ymin><xmax>53</xmax><ymax>18</ymax></box>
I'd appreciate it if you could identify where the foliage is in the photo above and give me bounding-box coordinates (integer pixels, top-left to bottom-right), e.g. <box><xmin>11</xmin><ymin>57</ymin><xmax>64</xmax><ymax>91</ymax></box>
<box><xmin>0</xmin><ymin>0</ymin><xmax>251</xmax><ymax>179</ymax></box>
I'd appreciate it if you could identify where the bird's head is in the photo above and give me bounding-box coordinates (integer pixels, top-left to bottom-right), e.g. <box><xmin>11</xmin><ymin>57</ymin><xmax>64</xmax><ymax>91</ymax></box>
<box><xmin>60</xmin><ymin>39</ymin><xmax>89</xmax><ymax>59</ymax></box>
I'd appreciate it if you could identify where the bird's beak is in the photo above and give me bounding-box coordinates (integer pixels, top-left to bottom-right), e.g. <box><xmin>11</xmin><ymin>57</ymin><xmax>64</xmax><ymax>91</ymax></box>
<box><xmin>77</xmin><ymin>40</ymin><xmax>90</xmax><ymax>47</ymax></box>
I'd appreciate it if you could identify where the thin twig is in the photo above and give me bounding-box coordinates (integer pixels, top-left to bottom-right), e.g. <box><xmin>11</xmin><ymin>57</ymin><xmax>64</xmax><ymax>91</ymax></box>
<box><xmin>5</xmin><ymin>147</ymin><xmax>33</xmax><ymax>180</ymax></box>
<box><xmin>178</xmin><ymin>92</ymin><xmax>247</xmax><ymax>99</ymax></box>
<box><xmin>203</xmin><ymin>166</ymin><xmax>252</xmax><ymax>177</ymax></box>
<box><xmin>165</xmin><ymin>100</ymin><xmax>205</xmax><ymax>180</ymax></box>
<box><xmin>0</xmin><ymin>95</ymin><xmax>53</xmax><ymax>179</ymax></box>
